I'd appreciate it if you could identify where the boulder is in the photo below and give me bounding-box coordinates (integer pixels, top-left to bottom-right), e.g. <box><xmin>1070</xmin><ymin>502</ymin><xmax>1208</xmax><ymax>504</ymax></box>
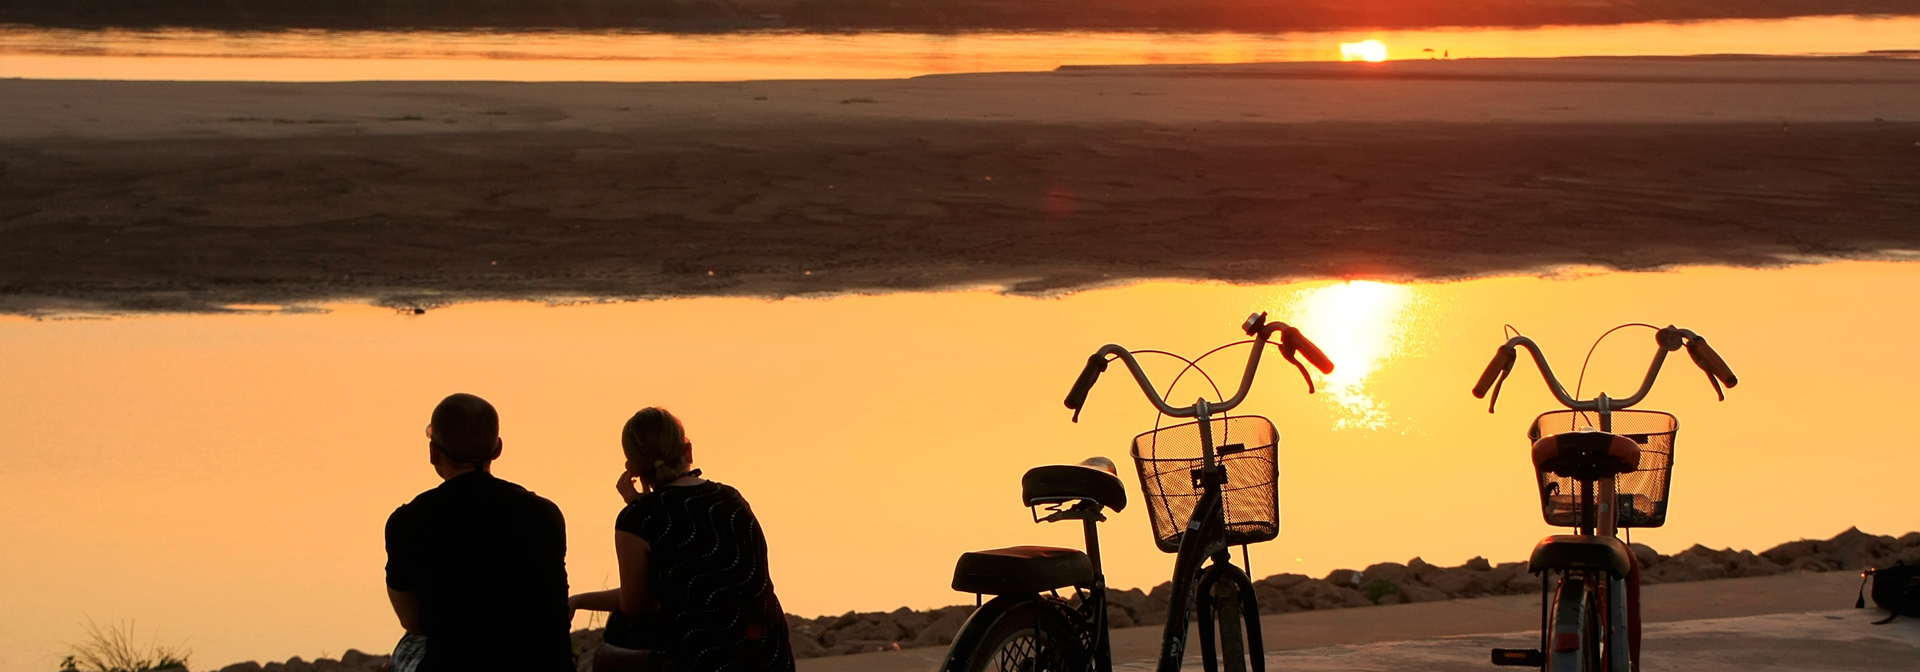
<box><xmin>1424</xmin><ymin>566</ymin><xmax>1489</xmax><ymax>597</ymax></box>
<box><xmin>1762</xmin><ymin>538</ymin><xmax>1822</xmax><ymax>565</ymax></box>
<box><xmin>1323</xmin><ymin>569</ymin><xmax>1364</xmax><ymax>589</ymax></box>
<box><xmin>339</xmin><ymin>650</ymin><xmax>372</xmax><ymax>667</ymax></box>
<box><xmin>1257</xmin><ymin>573</ymin><xmax>1312</xmax><ymax>590</ymax></box>
<box><xmin>1374</xmin><ymin>592</ymin><xmax>1405</xmax><ymax>606</ymax></box>
<box><xmin>1286</xmin><ymin>579</ymin><xmax>1370</xmax><ymax>610</ymax></box>
<box><xmin>1900</xmin><ymin>532</ymin><xmax>1920</xmax><ymax>548</ymax></box>
<box><xmin>1459</xmin><ymin>556</ymin><xmax>1494</xmax><ymax>572</ymax></box>
<box><xmin>1405</xmin><ymin>557</ymin><xmax>1442</xmax><ymax>584</ymax></box>
<box><xmin>1629</xmin><ymin>543</ymin><xmax>1660</xmax><ymax>568</ymax></box>
<box><xmin>908</xmin><ymin>606</ymin><xmax>970</xmax><ymax>648</ymax></box>
<box><xmin>1360</xmin><ymin>562</ymin><xmax>1412</xmax><ymax>587</ymax></box>
<box><xmin>217</xmin><ymin>663</ymin><xmax>264</xmax><ymax>672</ymax></box>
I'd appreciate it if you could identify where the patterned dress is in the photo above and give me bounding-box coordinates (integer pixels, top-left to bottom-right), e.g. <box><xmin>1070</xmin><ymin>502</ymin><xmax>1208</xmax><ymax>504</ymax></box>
<box><xmin>609</xmin><ymin>480</ymin><xmax>795</xmax><ymax>672</ymax></box>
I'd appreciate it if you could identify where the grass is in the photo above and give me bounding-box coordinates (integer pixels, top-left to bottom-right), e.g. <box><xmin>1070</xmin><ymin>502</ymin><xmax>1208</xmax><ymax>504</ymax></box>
<box><xmin>59</xmin><ymin>618</ymin><xmax>190</xmax><ymax>672</ymax></box>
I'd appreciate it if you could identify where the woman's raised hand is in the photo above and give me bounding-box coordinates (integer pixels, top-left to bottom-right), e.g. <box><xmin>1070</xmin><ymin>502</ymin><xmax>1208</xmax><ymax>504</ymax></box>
<box><xmin>616</xmin><ymin>469</ymin><xmax>643</xmax><ymax>503</ymax></box>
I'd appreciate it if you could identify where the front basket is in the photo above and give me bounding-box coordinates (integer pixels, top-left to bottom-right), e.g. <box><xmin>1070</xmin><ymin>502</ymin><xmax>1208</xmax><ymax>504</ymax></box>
<box><xmin>1131</xmin><ymin>416</ymin><xmax>1280</xmax><ymax>553</ymax></box>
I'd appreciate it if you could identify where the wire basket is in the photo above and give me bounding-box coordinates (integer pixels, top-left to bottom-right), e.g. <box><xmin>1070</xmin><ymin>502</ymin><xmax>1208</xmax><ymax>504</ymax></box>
<box><xmin>1131</xmin><ymin>416</ymin><xmax>1280</xmax><ymax>553</ymax></box>
<box><xmin>1529</xmin><ymin>410</ymin><xmax>1679</xmax><ymax>528</ymax></box>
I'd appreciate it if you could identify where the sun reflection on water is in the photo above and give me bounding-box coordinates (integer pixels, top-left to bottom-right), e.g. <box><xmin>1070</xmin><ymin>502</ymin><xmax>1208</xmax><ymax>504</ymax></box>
<box><xmin>1273</xmin><ymin>281</ymin><xmax>1421</xmax><ymax>431</ymax></box>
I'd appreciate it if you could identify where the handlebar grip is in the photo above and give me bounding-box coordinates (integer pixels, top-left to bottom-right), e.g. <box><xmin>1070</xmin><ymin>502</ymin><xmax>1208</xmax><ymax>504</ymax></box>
<box><xmin>1064</xmin><ymin>353</ymin><xmax>1108</xmax><ymax>413</ymax></box>
<box><xmin>1281</xmin><ymin>326</ymin><xmax>1336</xmax><ymax>374</ymax></box>
<box><xmin>1686</xmin><ymin>337</ymin><xmax>1738</xmax><ymax>388</ymax></box>
<box><xmin>1472</xmin><ymin>346</ymin><xmax>1517</xmax><ymax>399</ymax></box>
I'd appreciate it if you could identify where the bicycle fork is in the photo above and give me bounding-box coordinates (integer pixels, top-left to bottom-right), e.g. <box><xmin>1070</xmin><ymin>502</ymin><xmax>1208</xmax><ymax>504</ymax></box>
<box><xmin>1151</xmin><ymin>487</ymin><xmax>1266</xmax><ymax>672</ymax></box>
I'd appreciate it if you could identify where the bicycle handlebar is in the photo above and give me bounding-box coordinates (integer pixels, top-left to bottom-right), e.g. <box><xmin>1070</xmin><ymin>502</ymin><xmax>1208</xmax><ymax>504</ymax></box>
<box><xmin>1472</xmin><ymin>325</ymin><xmax>1736</xmax><ymax>413</ymax></box>
<box><xmin>1063</xmin><ymin>312</ymin><xmax>1333</xmax><ymax>422</ymax></box>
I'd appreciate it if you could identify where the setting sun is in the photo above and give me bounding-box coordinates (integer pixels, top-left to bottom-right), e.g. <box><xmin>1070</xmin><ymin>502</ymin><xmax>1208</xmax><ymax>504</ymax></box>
<box><xmin>1274</xmin><ymin>281</ymin><xmax>1421</xmax><ymax>431</ymax></box>
<box><xmin>1340</xmin><ymin>39</ymin><xmax>1389</xmax><ymax>62</ymax></box>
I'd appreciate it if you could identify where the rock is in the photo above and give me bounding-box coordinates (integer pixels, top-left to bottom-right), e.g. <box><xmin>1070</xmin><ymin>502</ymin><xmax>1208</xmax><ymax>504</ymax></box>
<box><xmin>1257</xmin><ymin>573</ymin><xmax>1312</xmax><ymax>590</ymax></box>
<box><xmin>1899</xmin><ymin>532</ymin><xmax>1920</xmax><ymax>548</ymax></box>
<box><xmin>1360</xmin><ymin>562</ymin><xmax>1411</xmax><ymax>587</ymax></box>
<box><xmin>1459</xmin><ymin>556</ymin><xmax>1493</xmax><ymax>572</ymax></box>
<box><xmin>340</xmin><ymin>650</ymin><xmax>372</xmax><ymax>667</ymax></box>
<box><xmin>1375</xmin><ymin>592</ymin><xmax>1405</xmax><ymax>605</ymax></box>
<box><xmin>1401</xmin><ymin>584</ymin><xmax>1449</xmax><ymax>603</ymax></box>
<box><xmin>789</xmin><ymin>630</ymin><xmax>828</xmax><ymax>657</ymax></box>
<box><xmin>1762</xmin><ymin>538</ymin><xmax>1822</xmax><ymax>565</ymax></box>
<box><xmin>1286</xmin><ymin>579</ymin><xmax>1370</xmax><ymax>610</ymax></box>
<box><xmin>1323</xmin><ymin>569</ymin><xmax>1364</xmax><ymax>589</ymax></box>
<box><xmin>908</xmin><ymin>606</ymin><xmax>969</xmax><ymax>648</ymax></box>
<box><xmin>312</xmin><ymin>658</ymin><xmax>342</xmax><ymax>672</ymax></box>
<box><xmin>1406</xmin><ymin>557</ymin><xmax>1442</xmax><ymax>584</ymax></box>
<box><xmin>218</xmin><ymin>663</ymin><xmax>264</xmax><ymax>672</ymax></box>
<box><xmin>1629</xmin><ymin>543</ymin><xmax>1660</xmax><ymax>568</ymax></box>
<box><xmin>1252</xmin><ymin>582</ymin><xmax>1289</xmax><ymax>614</ymax></box>
<box><xmin>1485</xmin><ymin>562</ymin><xmax>1531</xmax><ymax>594</ymax></box>
<box><xmin>1106</xmin><ymin>603</ymin><xmax>1135</xmax><ymax>628</ymax></box>
<box><xmin>1424</xmin><ymin>564</ymin><xmax>1492</xmax><ymax>597</ymax></box>
<box><xmin>283</xmin><ymin>656</ymin><xmax>314</xmax><ymax>672</ymax></box>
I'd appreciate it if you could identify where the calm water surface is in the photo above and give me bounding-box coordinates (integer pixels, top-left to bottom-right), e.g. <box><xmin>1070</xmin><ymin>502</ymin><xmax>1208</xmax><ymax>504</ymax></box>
<box><xmin>3</xmin><ymin>262</ymin><xmax>1919</xmax><ymax>669</ymax></box>
<box><xmin>2</xmin><ymin>15</ymin><xmax>1917</xmax><ymax>81</ymax></box>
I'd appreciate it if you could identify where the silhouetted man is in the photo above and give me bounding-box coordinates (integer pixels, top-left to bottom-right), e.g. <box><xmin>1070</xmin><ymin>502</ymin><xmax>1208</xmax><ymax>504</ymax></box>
<box><xmin>386</xmin><ymin>393</ymin><xmax>573</xmax><ymax>672</ymax></box>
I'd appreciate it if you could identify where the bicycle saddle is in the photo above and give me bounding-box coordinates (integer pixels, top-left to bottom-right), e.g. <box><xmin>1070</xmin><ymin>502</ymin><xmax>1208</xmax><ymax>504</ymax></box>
<box><xmin>952</xmin><ymin>545</ymin><xmax>1096</xmax><ymax>595</ymax></box>
<box><xmin>1532</xmin><ymin>430</ymin><xmax>1640</xmax><ymax>481</ymax></box>
<box><xmin>1022</xmin><ymin>456</ymin><xmax>1127</xmax><ymax>512</ymax></box>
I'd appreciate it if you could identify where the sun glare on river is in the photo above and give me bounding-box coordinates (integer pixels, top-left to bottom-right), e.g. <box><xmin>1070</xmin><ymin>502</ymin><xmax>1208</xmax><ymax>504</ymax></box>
<box><xmin>1274</xmin><ymin>281</ymin><xmax>1420</xmax><ymax>430</ymax></box>
<box><xmin>1339</xmin><ymin>39</ymin><xmax>1389</xmax><ymax>62</ymax></box>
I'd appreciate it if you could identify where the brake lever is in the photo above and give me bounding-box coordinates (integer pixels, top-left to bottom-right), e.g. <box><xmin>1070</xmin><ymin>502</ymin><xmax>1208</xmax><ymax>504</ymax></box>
<box><xmin>1486</xmin><ymin>367</ymin><xmax>1508</xmax><ymax>413</ymax></box>
<box><xmin>1279</xmin><ymin>345</ymin><xmax>1317</xmax><ymax>394</ymax></box>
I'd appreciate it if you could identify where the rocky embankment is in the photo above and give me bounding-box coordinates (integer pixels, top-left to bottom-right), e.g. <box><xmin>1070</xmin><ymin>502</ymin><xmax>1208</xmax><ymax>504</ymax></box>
<box><xmin>211</xmin><ymin>528</ymin><xmax>1918</xmax><ymax>671</ymax></box>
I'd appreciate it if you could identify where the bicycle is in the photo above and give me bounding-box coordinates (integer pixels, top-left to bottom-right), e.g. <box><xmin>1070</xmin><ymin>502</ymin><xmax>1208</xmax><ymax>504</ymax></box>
<box><xmin>1471</xmin><ymin>324</ymin><xmax>1738</xmax><ymax>672</ymax></box>
<box><xmin>939</xmin><ymin>312</ymin><xmax>1334</xmax><ymax>672</ymax></box>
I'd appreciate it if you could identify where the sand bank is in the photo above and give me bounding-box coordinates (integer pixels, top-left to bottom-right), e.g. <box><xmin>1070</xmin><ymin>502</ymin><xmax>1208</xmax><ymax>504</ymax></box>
<box><xmin>3</xmin><ymin>55</ymin><xmax>1919</xmax><ymax>314</ymax></box>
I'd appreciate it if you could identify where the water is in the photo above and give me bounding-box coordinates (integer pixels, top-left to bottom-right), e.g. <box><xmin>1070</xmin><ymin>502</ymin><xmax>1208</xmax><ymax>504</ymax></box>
<box><xmin>1</xmin><ymin>15</ymin><xmax>1916</xmax><ymax>82</ymax></box>
<box><xmin>3</xmin><ymin>261</ymin><xmax>1918</xmax><ymax>669</ymax></box>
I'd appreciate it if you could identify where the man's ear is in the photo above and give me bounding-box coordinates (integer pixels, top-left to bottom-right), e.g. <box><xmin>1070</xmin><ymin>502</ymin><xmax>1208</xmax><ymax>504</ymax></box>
<box><xmin>683</xmin><ymin>441</ymin><xmax>694</xmax><ymax>466</ymax></box>
<box><xmin>487</xmin><ymin>437</ymin><xmax>505</xmax><ymax>462</ymax></box>
<box><xmin>429</xmin><ymin>443</ymin><xmax>443</xmax><ymax>467</ymax></box>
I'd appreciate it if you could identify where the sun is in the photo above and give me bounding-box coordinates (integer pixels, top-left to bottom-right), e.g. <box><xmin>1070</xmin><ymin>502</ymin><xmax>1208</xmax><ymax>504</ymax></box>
<box><xmin>1340</xmin><ymin>39</ymin><xmax>1389</xmax><ymax>62</ymax></box>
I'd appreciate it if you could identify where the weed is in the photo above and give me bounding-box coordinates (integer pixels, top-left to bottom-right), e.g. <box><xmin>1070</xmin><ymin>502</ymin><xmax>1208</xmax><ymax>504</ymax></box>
<box><xmin>1361</xmin><ymin>579</ymin><xmax>1401</xmax><ymax>604</ymax></box>
<box><xmin>59</xmin><ymin>618</ymin><xmax>190</xmax><ymax>672</ymax></box>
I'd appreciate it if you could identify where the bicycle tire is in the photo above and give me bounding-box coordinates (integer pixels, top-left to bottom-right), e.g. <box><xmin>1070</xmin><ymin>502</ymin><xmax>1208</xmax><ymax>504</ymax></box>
<box><xmin>960</xmin><ymin>598</ymin><xmax>1086</xmax><ymax>672</ymax></box>
<box><xmin>1545</xmin><ymin>573</ymin><xmax>1590</xmax><ymax>672</ymax></box>
<box><xmin>1213</xmin><ymin>585</ymin><xmax>1251</xmax><ymax>672</ymax></box>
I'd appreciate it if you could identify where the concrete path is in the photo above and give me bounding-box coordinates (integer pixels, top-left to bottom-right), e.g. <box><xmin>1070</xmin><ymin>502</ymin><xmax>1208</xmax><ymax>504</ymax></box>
<box><xmin>801</xmin><ymin>570</ymin><xmax>1899</xmax><ymax>672</ymax></box>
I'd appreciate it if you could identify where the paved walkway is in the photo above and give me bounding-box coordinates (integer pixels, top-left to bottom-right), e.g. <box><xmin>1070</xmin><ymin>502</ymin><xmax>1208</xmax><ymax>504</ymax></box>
<box><xmin>800</xmin><ymin>571</ymin><xmax>1903</xmax><ymax>672</ymax></box>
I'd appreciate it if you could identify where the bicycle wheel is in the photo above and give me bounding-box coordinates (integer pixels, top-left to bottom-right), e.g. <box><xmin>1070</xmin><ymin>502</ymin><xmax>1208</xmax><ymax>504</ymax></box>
<box><xmin>961</xmin><ymin>598</ymin><xmax>1086</xmax><ymax>672</ymax></box>
<box><xmin>1545</xmin><ymin>572</ymin><xmax>1609</xmax><ymax>672</ymax></box>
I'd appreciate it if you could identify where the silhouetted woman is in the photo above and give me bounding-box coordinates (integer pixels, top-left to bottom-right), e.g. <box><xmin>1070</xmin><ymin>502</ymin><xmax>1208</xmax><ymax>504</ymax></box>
<box><xmin>568</xmin><ymin>407</ymin><xmax>795</xmax><ymax>672</ymax></box>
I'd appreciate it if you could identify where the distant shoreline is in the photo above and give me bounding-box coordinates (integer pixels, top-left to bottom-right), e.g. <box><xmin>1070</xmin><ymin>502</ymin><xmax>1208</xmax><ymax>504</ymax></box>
<box><xmin>2</xmin><ymin>0</ymin><xmax>1919</xmax><ymax>33</ymax></box>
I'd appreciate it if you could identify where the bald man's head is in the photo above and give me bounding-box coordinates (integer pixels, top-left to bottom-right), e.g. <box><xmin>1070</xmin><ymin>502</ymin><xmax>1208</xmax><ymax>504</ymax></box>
<box><xmin>429</xmin><ymin>393</ymin><xmax>501</xmax><ymax>464</ymax></box>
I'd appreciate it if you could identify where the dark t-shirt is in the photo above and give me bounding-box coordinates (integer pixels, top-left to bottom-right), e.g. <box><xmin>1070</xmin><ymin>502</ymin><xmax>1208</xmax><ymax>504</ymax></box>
<box><xmin>386</xmin><ymin>471</ymin><xmax>572</xmax><ymax>672</ymax></box>
<box><xmin>611</xmin><ymin>481</ymin><xmax>795</xmax><ymax>672</ymax></box>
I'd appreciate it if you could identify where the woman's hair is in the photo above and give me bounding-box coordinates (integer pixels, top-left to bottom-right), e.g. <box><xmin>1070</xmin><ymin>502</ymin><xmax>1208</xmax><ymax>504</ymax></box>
<box><xmin>622</xmin><ymin>407</ymin><xmax>692</xmax><ymax>488</ymax></box>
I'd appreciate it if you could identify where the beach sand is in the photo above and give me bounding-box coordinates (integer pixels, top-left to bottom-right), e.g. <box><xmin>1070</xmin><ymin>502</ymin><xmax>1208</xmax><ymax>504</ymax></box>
<box><xmin>799</xmin><ymin>571</ymin><xmax>1919</xmax><ymax>672</ymax></box>
<box><xmin>3</xmin><ymin>55</ymin><xmax>1919</xmax><ymax>314</ymax></box>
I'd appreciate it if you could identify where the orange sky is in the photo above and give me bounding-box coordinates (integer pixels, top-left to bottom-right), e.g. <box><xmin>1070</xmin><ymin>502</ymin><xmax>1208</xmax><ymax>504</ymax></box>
<box><xmin>3</xmin><ymin>261</ymin><xmax>1918</xmax><ymax>669</ymax></box>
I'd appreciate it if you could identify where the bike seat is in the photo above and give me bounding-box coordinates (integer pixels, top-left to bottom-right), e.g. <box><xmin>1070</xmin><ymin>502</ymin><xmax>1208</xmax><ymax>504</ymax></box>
<box><xmin>1022</xmin><ymin>456</ymin><xmax>1127</xmax><ymax>512</ymax></box>
<box><xmin>1532</xmin><ymin>430</ymin><xmax>1640</xmax><ymax>481</ymax></box>
<box><xmin>952</xmin><ymin>546</ymin><xmax>1095</xmax><ymax>595</ymax></box>
<box><xmin>1529</xmin><ymin>535</ymin><xmax>1634</xmax><ymax>576</ymax></box>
